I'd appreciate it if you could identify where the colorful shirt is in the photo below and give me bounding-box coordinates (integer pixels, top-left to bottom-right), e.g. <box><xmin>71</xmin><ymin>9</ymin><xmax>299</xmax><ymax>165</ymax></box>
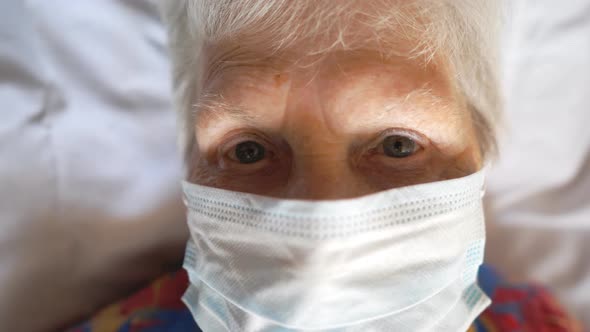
<box><xmin>70</xmin><ymin>265</ymin><xmax>582</xmax><ymax>332</ymax></box>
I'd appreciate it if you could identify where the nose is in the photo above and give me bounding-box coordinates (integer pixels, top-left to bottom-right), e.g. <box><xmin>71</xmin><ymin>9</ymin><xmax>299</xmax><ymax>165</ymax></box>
<box><xmin>279</xmin><ymin>76</ymin><xmax>375</xmax><ymax>200</ymax></box>
<box><xmin>284</xmin><ymin>158</ymin><xmax>370</xmax><ymax>200</ymax></box>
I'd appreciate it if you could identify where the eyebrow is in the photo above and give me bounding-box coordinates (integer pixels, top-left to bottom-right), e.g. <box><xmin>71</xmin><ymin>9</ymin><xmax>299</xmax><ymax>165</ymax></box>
<box><xmin>192</xmin><ymin>94</ymin><xmax>258</xmax><ymax>128</ymax></box>
<box><xmin>382</xmin><ymin>86</ymin><xmax>451</xmax><ymax>115</ymax></box>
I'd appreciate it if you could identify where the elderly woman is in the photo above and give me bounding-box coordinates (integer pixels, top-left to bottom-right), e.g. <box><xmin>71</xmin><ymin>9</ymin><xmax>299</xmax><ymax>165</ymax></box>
<box><xmin>168</xmin><ymin>0</ymin><xmax>499</xmax><ymax>327</ymax></box>
<box><xmin>72</xmin><ymin>1</ymin><xmax>580</xmax><ymax>331</ymax></box>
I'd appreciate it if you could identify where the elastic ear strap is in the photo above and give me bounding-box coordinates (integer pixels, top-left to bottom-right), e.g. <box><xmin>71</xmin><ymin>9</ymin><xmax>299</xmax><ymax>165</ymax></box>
<box><xmin>480</xmin><ymin>163</ymin><xmax>492</xmax><ymax>198</ymax></box>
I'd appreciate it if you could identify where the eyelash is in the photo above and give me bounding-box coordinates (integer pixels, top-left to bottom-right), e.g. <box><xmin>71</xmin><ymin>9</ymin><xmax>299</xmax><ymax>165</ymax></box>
<box><xmin>216</xmin><ymin>132</ymin><xmax>276</xmax><ymax>168</ymax></box>
<box><xmin>367</xmin><ymin>128</ymin><xmax>427</xmax><ymax>155</ymax></box>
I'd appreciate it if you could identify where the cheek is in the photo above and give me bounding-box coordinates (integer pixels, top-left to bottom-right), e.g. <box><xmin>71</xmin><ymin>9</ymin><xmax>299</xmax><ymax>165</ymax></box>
<box><xmin>438</xmin><ymin>136</ymin><xmax>482</xmax><ymax>177</ymax></box>
<box><xmin>188</xmin><ymin>146</ymin><xmax>292</xmax><ymax>196</ymax></box>
<box><xmin>359</xmin><ymin>135</ymin><xmax>482</xmax><ymax>191</ymax></box>
<box><xmin>187</xmin><ymin>144</ymin><xmax>217</xmax><ymax>185</ymax></box>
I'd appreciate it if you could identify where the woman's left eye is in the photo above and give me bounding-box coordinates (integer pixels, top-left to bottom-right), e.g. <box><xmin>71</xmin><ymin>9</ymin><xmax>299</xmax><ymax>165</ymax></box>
<box><xmin>231</xmin><ymin>140</ymin><xmax>266</xmax><ymax>164</ymax></box>
<box><xmin>382</xmin><ymin>135</ymin><xmax>419</xmax><ymax>158</ymax></box>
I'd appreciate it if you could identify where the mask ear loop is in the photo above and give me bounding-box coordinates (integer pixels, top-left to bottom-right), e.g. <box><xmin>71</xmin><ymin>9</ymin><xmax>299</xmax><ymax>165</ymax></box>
<box><xmin>479</xmin><ymin>163</ymin><xmax>492</xmax><ymax>198</ymax></box>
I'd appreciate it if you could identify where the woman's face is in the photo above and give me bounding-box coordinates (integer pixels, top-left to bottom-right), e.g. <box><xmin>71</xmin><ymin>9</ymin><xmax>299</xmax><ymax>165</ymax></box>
<box><xmin>189</xmin><ymin>51</ymin><xmax>482</xmax><ymax>199</ymax></box>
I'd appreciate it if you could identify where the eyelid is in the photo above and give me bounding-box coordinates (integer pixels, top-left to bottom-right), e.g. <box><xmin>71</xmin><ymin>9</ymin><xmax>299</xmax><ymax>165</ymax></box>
<box><xmin>214</xmin><ymin>130</ymin><xmax>278</xmax><ymax>170</ymax></box>
<box><xmin>370</xmin><ymin>128</ymin><xmax>429</xmax><ymax>151</ymax></box>
<box><xmin>218</xmin><ymin>131</ymin><xmax>271</xmax><ymax>155</ymax></box>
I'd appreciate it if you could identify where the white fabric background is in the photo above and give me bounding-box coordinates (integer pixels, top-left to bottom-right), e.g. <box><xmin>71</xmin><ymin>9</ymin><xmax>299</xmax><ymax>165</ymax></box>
<box><xmin>0</xmin><ymin>0</ymin><xmax>589</xmax><ymax>330</ymax></box>
<box><xmin>485</xmin><ymin>0</ymin><xmax>590</xmax><ymax>326</ymax></box>
<box><xmin>0</xmin><ymin>1</ymin><xmax>186</xmax><ymax>331</ymax></box>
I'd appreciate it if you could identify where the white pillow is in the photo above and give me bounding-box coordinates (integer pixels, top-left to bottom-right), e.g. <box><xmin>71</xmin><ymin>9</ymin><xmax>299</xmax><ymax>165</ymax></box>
<box><xmin>486</xmin><ymin>0</ymin><xmax>590</xmax><ymax>326</ymax></box>
<box><xmin>0</xmin><ymin>1</ymin><xmax>186</xmax><ymax>330</ymax></box>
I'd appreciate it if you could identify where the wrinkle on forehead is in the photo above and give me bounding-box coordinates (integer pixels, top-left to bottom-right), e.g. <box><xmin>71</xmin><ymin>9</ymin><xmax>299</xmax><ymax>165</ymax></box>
<box><xmin>193</xmin><ymin>93</ymin><xmax>260</xmax><ymax>129</ymax></box>
<box><xmin>197</xmin><ymin>0</ymin><xmax>440</xmax><ymax>63</ymax></box>
<box><xmin>196</xmin><ymin>49</ymin><xmax>462</xmax><ymax>132</ymax></box>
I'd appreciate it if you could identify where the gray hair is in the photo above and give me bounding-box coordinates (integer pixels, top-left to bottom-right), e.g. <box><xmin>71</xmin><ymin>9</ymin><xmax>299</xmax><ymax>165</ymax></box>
<box><xmin>160</xmin><ymin>0</ymin><xmax>503</xmax><ymax>162</ymax></box>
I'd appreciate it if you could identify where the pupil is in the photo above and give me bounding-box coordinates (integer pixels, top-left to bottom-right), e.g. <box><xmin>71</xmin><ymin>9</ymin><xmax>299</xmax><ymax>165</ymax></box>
<box><xmin>383</xmin><ymin>135</ymin><xmax>416</xmax><ymax>158</ymax></box>
<box><xmin>235</xmin><ymin>141</ymin><xmax>265</xmax><ymax>164</ymax></box>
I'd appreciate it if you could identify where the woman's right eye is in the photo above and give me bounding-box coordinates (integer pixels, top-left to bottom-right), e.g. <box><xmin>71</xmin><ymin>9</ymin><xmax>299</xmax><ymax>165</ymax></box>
<box><xmin>216</xmin><ymin>132</ymin><xmax>279</xmax><ymax>172</ymax></box>
<box><xmin>382</xmin><ymin>135</ymin><xmax>420</xmax><ymax>158</ymax></box>
<box><xmin>231</xmin><ymin>140</ymin><xmax>266</xmax><ymax>164</ymax></box>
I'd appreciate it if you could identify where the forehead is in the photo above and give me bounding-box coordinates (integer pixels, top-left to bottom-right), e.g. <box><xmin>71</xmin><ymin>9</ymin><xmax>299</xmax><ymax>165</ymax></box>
<box><xmin>199</xmin><ymin>48</ymin><xmax>457</xmax><ymax>113</ymax></box>
<box><xmin>193</xmin><ymin>49</ymin><xmax>471</xmax><ymax>155</ymax></box>
<box><xmin>198</xmin><ymin>0</ymin><xmax>440</xmax><ymax>87</ymax></box>
<box><xmin>196</xmin><ymin>0</ymin><xmax>435</xmax><ymax>62</ymax></box>
<box><xmin>202</xmin><ymin>47</ymin><xmax>453</xmax><ymax>93</ymax></box>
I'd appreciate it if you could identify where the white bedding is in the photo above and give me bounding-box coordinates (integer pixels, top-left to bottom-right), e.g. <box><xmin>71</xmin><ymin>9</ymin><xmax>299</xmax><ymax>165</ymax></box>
<box><xmin>485</xmin><ymin>0</ymin><xmax>590</xmax><ymax>325</ymax></box>
<box><xmin>0</xmin><ymin>1</ymin><xmax>186</xmax><ymax>330</ymax></box>
<box><xmin>0</xmin><ymin>0</ymin><xmax>588</xmax><ymax>330</ymax></box>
